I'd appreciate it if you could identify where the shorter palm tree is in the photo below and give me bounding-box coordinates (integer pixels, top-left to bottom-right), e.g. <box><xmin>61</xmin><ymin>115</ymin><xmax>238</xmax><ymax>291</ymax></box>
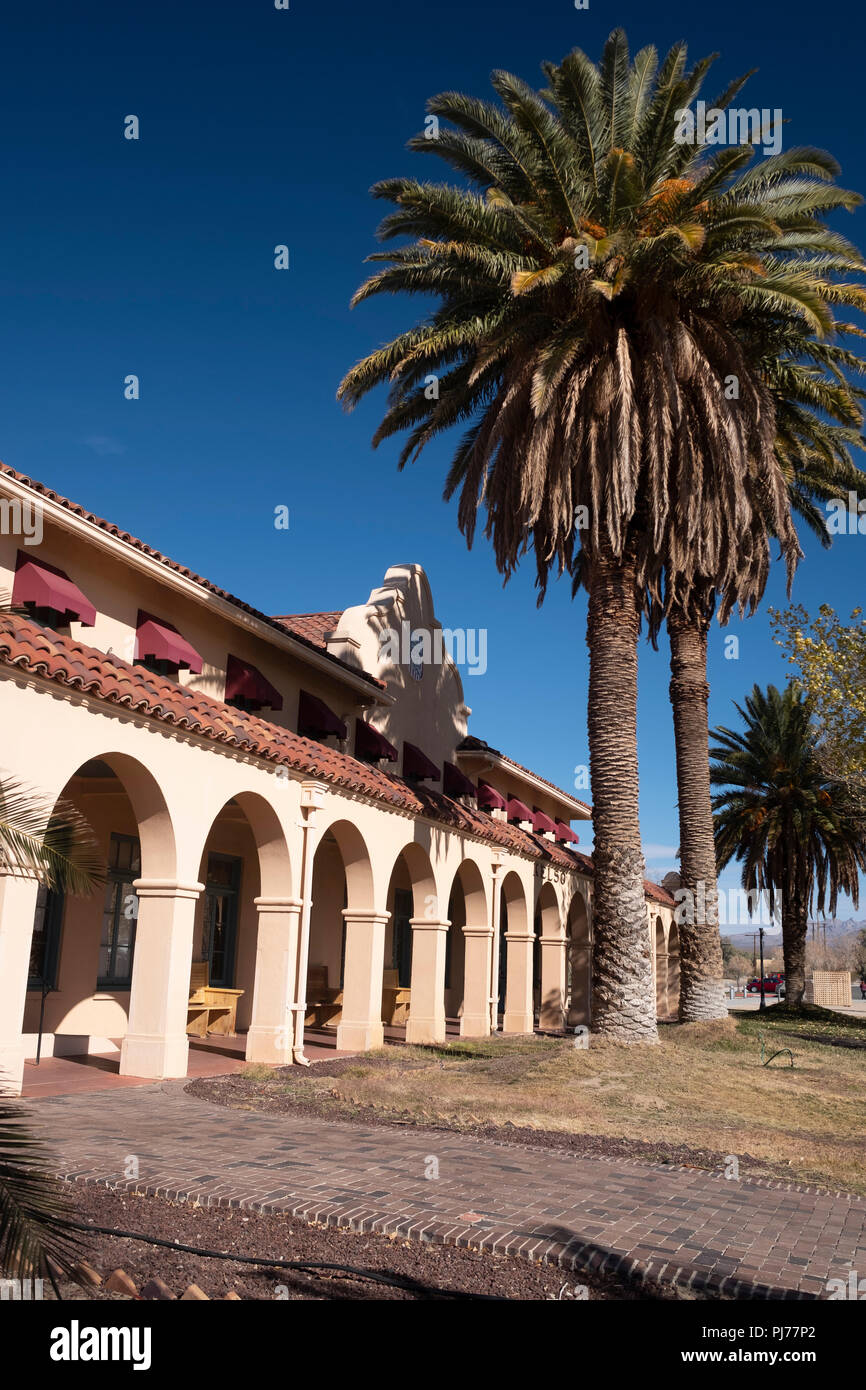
<box><xmin>0</xmin><ymin>775</ymin><xmax>103</xmax><ymax>1282</ymax></box>
<box><xmin>710</xmin><ymin>685</ymin><xmax>866</xmax><ymax>1006</ymax></box>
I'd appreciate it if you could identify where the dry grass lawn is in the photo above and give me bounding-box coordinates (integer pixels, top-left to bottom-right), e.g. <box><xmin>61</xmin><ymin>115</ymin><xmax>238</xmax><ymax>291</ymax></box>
<box><xmin>235</xmin><ymin>1007</ymin><xmax>866</xmax><ymax>1195</ymax></box>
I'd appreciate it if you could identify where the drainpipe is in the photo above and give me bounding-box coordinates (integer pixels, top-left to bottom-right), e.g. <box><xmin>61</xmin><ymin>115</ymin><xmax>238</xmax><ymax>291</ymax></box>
<box><xmin>489</xmin><ymin>850</ymin><xmax>505</xmax><ymax>1031</ymax></box>
<box><xmin>291</xmin><ymin>779</ymin><xmax>329</xmax><ymax>1065</ymax></box>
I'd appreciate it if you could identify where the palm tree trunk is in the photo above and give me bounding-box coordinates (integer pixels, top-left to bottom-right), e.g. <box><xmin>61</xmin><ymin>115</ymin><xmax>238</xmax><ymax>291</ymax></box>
<box><xmin>587</xmin><ymin>545</ymin><xmax>657</xmax><ymax>1042</ymax></box>
<box><xmin>782</xmin><ymin>874</ymin><xmax>809</xmax><ymax>1007</ymax></box>
<box><xmin>667</xmin><ymin>610</ymin><xmax>728</xmax><ymax>1021</ymax></box>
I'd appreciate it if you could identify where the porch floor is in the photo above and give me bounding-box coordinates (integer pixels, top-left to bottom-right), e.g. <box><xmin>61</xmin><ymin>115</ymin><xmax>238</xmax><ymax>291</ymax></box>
<box><xmin>19</xmin><ymin>1028</ymin><xmax>355</xmax><ymax>1100</ymax></box>
<box><xmin>19</xmin><ymin>1016</ymin><xmax>469</xmax><ymax>1099</ymax></box>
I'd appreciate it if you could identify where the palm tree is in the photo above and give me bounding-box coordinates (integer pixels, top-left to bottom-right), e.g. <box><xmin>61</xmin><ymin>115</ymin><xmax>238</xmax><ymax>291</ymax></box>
<box><xmin>0</xmin><ymin>776</ymin><xmax>102</xmax><ymax>1282</ymax></box>
<box><xmin>338</xmin><ymin>31</ymin><xmax>863</xmax><ymax>1040</ymax></box>
<box><xmin>710</xmin><ymin>684</ymin><xmax>866</xmax><ymax>1006</ymax></box>
<box><xmin>667</xmin><ymin>375</ymin><xmax>866</xmax><ymax>1023</ymax></box>
<box><xmin>0</xmin><ymin>777</ymin><xmax>105</xmax><ymax>894</ymax></box>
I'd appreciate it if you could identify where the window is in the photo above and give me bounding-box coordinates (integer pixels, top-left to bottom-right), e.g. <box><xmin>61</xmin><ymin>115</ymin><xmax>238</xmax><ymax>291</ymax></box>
<box><xmin>199</xmin><ymin>854</ymin><xmax>241</xmax><ymax>988</ymax></box>
<box><xmin>98</xmin><ymin>834</ymin><xmax>141</xmax><ymax>988</ymax></box>
<box><xmin>28</xmin><ymin>885</ymin><xmax>64</xmax><ymax>990</ymax></box>
<box><xmin>392</xmin><ymin>887</ymin><xmax>413</xmax><ymax>989</ymax></box>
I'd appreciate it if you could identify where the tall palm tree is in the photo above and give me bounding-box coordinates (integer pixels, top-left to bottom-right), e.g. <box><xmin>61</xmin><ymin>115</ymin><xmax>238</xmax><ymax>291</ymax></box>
<box><xmin>667</xmin><ymin>364</ymin><xmax>866</xmax><ymax>1023</ymax></box>
<box><xmin>338</xmin><ymin>30</ymin><xmax>863</xmax><ymax>1040</ymax></box>
<box><xmin>0</xmin><ymin>775</ymin><xmax>102</xmax><ymax>1281</ymax></box>
<box><xmin>710</xmin><ymin>684</ymin><xmax>866</xmax><ymax>1006</ymax></box>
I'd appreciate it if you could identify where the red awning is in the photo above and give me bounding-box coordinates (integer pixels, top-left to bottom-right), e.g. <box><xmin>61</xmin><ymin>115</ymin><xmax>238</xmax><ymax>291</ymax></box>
<box><xmin>355</xmin><ymin>718</ymin><xmax>397</xmax><ymax>762</ymax></box>
<box><xmin>556</xmin><ymin>820</ymin><xmax>580</xmax><ymax>845</ymax></box>
<box><xmin>443</xmin><ymin>762</ymin><xmax>476</xmax><ymax>800</ymax></box>
<box><xmin>13</xmin><ymin>553</ymin><xmax>96</xmax><ymax>626</ymax></box>
<box><xmin>298</xmin><ymin>690</ymin><xmax>347</xmax><ymax>740</ymax></box>
<box><xmin>477</xmin><ymin>781</ymin><xmax>506</xmax><ymax>811</ymax></box>
<box><xmin>533</xmin><ymin>809</ymin><xmax>558</xmax><ymax>837</ymax></box>
<box><xmin>506</xmin><ymin>796</ymin><xmax>533</xmax><ymax>824</ymax></box>
<box><xmin>225</xmin><ymin>654</ymin><xmax>283</xmax><ymax>711</ymax></box>
<box><xmin>136</xmin><ymin>611</ymin><xmax>203</xmax><ymax>674</ymax></box>
<box><xmin>403</xmin><ymin>742</ymin><xmax>440</xmax><ymax>782</ymax></box>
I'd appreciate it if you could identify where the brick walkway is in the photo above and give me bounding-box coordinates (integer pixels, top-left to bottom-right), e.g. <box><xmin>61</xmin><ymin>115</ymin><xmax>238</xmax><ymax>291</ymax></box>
<box><xmin>29</xmin><ymin>1083</ymin><xmax>865</xmax><ymax>1300</ymax></box>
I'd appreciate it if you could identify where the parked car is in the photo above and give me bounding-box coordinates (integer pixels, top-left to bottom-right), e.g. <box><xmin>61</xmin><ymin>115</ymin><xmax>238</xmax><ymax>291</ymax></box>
<box><xmin>746</xmin><ymin>977</ymin><xmax>778</xmax><ymax>994</ymax></box>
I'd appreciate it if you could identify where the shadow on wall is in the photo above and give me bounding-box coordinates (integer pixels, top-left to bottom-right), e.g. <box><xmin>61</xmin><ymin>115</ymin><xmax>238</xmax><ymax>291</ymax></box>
<box><xmin>362</xmin><ymin>586</ymin><xmax>469</xmax><ymax>770</ymax></box>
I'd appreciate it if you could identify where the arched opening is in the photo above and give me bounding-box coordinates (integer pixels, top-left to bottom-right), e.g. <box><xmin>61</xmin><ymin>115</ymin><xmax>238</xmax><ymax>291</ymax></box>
<box><xmin>654</xmin><ymin>916</ymin><xmax>667</xmax><ymax>1019</ymax></box>
<box><xmin>565</xmin><ymin>891</ymin><xmax>590</xmax><ymax>1028</ymax></box>
<box><xmin>191</xmin><ymin>791</ymin><xmax>293</xmax><ymax>1053</ymax></box>
<box><xmin>500</xmin><ymin>872</ymin><xmax>533</xmax><ymax>1034</ymax></box>
<box><xmin>667</xmin><ymin>921</ymin><xmax>680</xmax><ymax>1020</ymax></box>
<box><xmin>22</xmin><ymin>753</ymin><xmax>176</xmax><ymax>1066</ymax></box>
<box><xmin>384</xmin><ymin>843</ymin><xmax>437</xmax><ymax>1039</ymax></box>
<box><xmin>306</xmin><ymin>819</ymin><xmax>374</xmax><ymax>1039</ymax></box>
<box><xmin>445</xmin><ymin>859</ymin><xmax>487</xmax><ymax>1034</ymax></box>
<box><xmin>535</xmin><ymin>882</ymin><xmax>564</xmax><ymax>1030</ymax></box>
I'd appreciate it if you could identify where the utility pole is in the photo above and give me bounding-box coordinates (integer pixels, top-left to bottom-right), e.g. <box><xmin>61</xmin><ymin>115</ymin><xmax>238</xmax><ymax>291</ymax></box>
<box><xmin>758</xmin><ymin>926</ymin><xmax>766</xmax><ymax>1013</ymax></box>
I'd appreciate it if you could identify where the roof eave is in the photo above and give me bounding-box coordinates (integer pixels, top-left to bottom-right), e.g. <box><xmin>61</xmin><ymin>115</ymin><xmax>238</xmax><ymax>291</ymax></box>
<box><xmin>0</xmin><ymin>471</ymin><xmax>393</xmax><ymax>706</ymax></box>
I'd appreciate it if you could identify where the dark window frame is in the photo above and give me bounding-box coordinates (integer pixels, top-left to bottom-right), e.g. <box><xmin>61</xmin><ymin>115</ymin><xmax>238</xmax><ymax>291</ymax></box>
<box><xmin>28</xmin><ymin>884</ymin><xmax>65</xmax><ymax>990</ymax></box>
<box><xmin>392</xmin><ymin>887</ymin><xmax>414</xmax><ymax>989</ymax></box>
<box><xmin>97</xmin><ymin>833</ymin><xmax>141</xmax><ymax>989</ymax></box>
<box><xmin>200</xmin><ymin>852</ymin><xmax>242</xmax><ymax>988</ymax></box>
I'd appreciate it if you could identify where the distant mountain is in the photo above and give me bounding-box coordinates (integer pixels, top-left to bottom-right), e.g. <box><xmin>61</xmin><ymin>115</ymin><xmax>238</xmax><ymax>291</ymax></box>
<box><xmin>722</xmin><ymin>921</ymin><xmax>864</xmax><ymax>953</ymax></box>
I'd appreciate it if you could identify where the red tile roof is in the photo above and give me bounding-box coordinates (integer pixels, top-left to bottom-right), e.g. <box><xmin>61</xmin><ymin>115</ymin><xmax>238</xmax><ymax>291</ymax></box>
<box><xmin>458</xmin><ymin>735</ymin><xmax>592</xmax><ymax>815</ymax></box>
<box><xmin>0</xmin><ymin>464</ymin><xmax>383</xmax><ymax>691</ymax></box>
<box><xmin>0</xmin><ymin>611</ymin><xmax>600</xmax><ymax>876</ymax></box>
<box><xmin>272</xmin><ymin>612</ymin><xmax>342</xmax><ymax>649</ymax></box>
<box><xmin>0</xmin><ymin>470</ymin><xmax>673</xmax><ymax>907</ymax></box>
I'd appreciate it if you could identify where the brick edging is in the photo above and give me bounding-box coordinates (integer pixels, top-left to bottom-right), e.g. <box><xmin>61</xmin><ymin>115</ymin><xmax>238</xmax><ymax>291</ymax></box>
<box><xmin>57</xmin><ymin>1171</ymin><xmax>819</xmax><ymax>1302</ymax></box>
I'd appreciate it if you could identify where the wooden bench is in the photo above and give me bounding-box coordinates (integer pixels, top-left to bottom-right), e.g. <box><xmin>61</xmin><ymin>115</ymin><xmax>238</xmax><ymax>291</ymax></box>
<box><xmin>187</xmin><ymin>961</ymin><xmax>244</xmax><ymax>1038</ymax></box>
<box><xmin>381</xmin><ymin>967</ymin><xmax>411</xmax><ymax>1026</ymax></box>
<box><xmin>305</xmin><ymin>964</ymin><xmax>343</xmax><ymax>1029</ymax></box>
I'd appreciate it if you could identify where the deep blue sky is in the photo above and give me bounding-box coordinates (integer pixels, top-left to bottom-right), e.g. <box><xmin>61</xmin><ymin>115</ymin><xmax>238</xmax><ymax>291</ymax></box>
<box><xmin>2</xmin><ymin>0</ymin><xmax>865</xmax><ymax>924</ymax></box>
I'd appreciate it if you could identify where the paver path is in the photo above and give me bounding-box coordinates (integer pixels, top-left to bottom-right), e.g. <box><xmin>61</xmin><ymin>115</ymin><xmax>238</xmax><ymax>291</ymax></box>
<box><xmin>31</xmin><ymin>1082</ymin><xmax>865</xmax><ymax>1299</ymax></box>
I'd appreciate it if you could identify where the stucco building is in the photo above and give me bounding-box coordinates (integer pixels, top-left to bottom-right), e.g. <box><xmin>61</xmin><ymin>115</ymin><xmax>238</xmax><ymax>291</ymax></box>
<box><xmin>0</xmin><ymin>464</ymin><xmax>677</xmax><ymax>1097</ymax></box>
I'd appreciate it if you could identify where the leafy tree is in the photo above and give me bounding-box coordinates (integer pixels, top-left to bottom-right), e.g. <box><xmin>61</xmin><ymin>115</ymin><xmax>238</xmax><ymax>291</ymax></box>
<box><xmin>338</xmin><ymin>30</ymin><xmax>865</xmax><ymax>1037</ymax></box>
<box><xmin>711</xmin><ymin>684</ymin><xmax>866</xmax><ymax>1005</ymax></box>
<box><xmin>773</xmin><ymin>604</ymin><xmax>866</xmax><ymax>803</ymax></box>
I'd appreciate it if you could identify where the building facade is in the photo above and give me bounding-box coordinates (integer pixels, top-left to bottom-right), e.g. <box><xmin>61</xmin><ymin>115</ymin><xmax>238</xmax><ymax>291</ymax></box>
<box><xmin>0</xmin><ymin>464</ymin><xmax>677</xmax><ymax>1097</ymax></box>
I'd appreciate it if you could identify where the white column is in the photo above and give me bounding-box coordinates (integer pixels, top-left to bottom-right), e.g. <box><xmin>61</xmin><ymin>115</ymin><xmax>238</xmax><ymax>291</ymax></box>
<box><xmin>461</xmin><ymin>925</ymin><xmax>493</xmax><ymax>1038</ymax></box>
<box><xmin>539</xmin><ymin>935</ymin><xmax>566</xmax><ymax>1030</ymax></box>
<box><xmin>336</xmin><ymin>909</ymin><xmax>389</xmax><ymax>1051</ymax></box>
<box><xmin>246</xmin><ymin>896</ymin><xmax>303</xmax><ymax>1064</ymax></box>
<box><xmin>503</xmin><ymin>930</ymin><xmax>535</xmax><ymax>1034</ymax></box>
<box><xmin>405</xmin><ymin>918</ymin><xmax>449</xmax><ymax>1044</ymax></box>
<box><xmin>0</xmin><ymin>870</ymin><xmax>40</xmax><ymax>1095</ymax></box>
<box><xmin>120</xmin><ymin>879</ymin><xmax>203</xmax><ymax>1080</ymax></box>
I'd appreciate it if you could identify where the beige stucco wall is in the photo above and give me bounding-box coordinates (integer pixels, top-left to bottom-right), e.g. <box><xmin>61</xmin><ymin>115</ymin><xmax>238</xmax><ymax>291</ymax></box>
<box><xmin>0</xmin><ymin>476</ymin><xmax>683</xmax><ymax>1097</ymax></box>
<box><xmin>0</xmin><ymin>663</ymin><xmax>596</xmax><ymax>1089</ymax></box>
<box><xmin>0</xmin><ymin>510</ymin><xmax>374</xmax><ymax>740</ymax></box>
